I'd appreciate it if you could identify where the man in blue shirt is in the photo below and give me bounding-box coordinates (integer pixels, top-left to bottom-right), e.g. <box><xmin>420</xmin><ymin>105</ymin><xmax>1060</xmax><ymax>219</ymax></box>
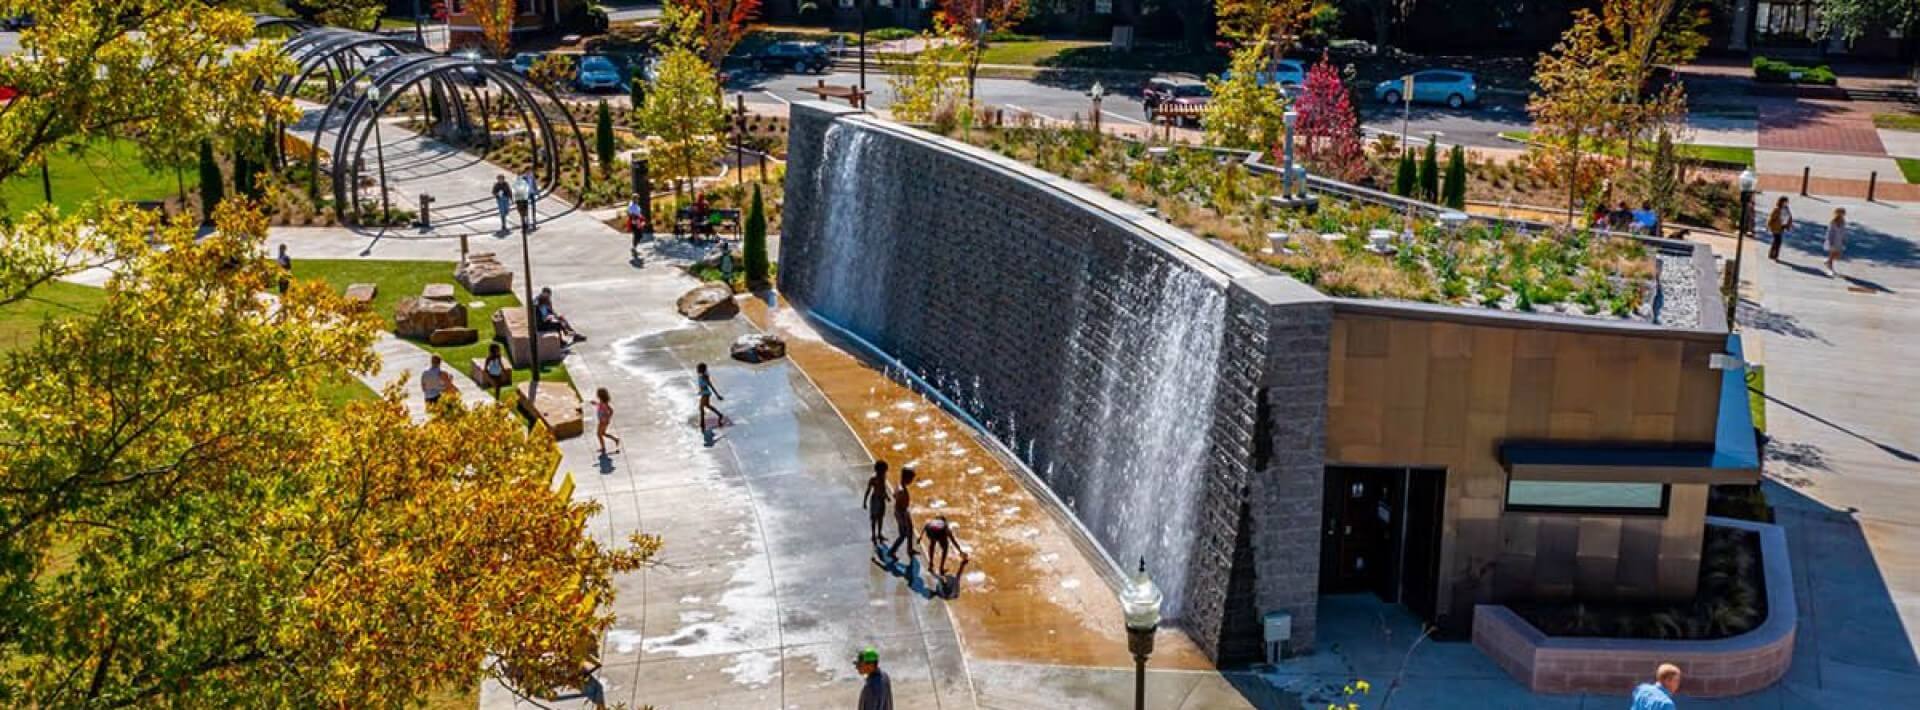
<box><xmin>856</xmin><ymin>646</ymin><xmax>892</xmax><ymax>710</ymax></box>
<box><xmin>1631</xmin><ymin>663</ymin><xmax>1682</xmax><ymax>710</ymax></box>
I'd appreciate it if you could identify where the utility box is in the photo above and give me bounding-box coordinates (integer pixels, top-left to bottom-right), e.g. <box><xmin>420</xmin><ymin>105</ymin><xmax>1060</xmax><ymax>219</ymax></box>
<box><xmin>1263</xmin><ymin>611</ymin><xmax>1294</xmax><ymax>665</ymax></box>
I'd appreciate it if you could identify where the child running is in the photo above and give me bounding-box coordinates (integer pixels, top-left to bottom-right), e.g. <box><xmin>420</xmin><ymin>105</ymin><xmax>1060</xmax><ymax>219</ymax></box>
<box><xmin>696</xmin><ymin>363</ymin><xmax>728</xmax><ymax>429</ymax></box>
<box><xmin>595</xmin><ymin>387</ymin><xmax>623</xmax><ymax>456</ymax></box>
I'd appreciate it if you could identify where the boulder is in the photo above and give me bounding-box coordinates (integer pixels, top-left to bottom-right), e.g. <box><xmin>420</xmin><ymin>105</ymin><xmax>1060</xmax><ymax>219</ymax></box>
<box><xmin>345</xmin><ymin>283</ymin><xmax>377</xmax><ymax>305</ymax></box>
<box><xmin>729</xmin><ymin>333</ymin><xmax>788</xmax><ymax>363</ymax></box>
<box><xmin>516</xmin><ymin>381</ymin><xmax>583</xmax><ymax>440</ymax></box>
<box><xmin>395</xmin><ymin>297</ymin><xmax>468</xmax><ymax>339</ymax></box>
<box><xmin>455</xmin><ymin>253</ymin><xmax>514</xmax><ymax>295</ymax></box>
<box><xmin>490</xmin><ymin>307</ymin><xmax>566</xmax><ymax>367</ymax></box>
<box><xmin>470</xmin><ymin>357</ymin><xmax>513</xmax><ymax>390</ymax></box>
<box><xmin>429</xmin><ymin>326</ymin><xmax>478</xmax><ymax>346</ymax></box>
<box><xmin>677</xmin><ymin>283</ymin><xmax>738</xmax><ymax>321</ymax></box>
<box><xmin>422</xmin><ymin>283</ymin><xmax>457</xmax><ymax>302</ymax></box>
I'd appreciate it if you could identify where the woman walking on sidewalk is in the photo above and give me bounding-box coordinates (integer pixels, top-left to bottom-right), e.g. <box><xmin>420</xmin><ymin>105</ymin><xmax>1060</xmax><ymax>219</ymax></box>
<box><xmin>1767</xmin><ymin>196</ymin><xmax>1793</xmax><ymax>261</ymax></box>
<box><xmin>1825</xmin><ymin>208</ymin><xmax>1848</xmax><ymax>275</ymax></box>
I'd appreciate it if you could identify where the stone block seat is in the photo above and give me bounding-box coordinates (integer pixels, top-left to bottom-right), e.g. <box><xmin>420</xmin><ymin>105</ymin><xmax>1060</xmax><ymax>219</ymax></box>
<box><xmin>490</xmin><ymin>307</ymin><xmax>565</xmax><ymax>368</ymax></box>
<box><xmin>455</xmin><ymin>252</ymin><xmax>514</xmax><ymax>295</ymax></box>
<box><xmin>516</xmin><ymin>381</ymin><xmax>582</xmax><ymax>440</ymax></box>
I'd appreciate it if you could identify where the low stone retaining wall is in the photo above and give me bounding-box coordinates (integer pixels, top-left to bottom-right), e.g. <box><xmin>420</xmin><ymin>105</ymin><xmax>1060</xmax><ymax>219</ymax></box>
<box><xmin>1472</xmin><ymin>517</ymin><xmax>1793</xmax><ymax>698</ymax></box>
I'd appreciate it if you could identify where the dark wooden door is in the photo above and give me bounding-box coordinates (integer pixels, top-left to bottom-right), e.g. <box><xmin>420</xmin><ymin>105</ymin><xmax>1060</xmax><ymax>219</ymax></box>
<box><xmin>1321</xmin><ymin>467</ymin><xmax>1399</xmax><ymax>595</ymax></box>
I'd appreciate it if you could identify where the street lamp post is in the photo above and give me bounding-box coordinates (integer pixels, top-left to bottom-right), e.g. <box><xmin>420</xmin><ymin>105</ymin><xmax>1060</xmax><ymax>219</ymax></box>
<box><xmin>1120</xmin><ymin>558</ymin><xmax>1163</xmax><ymax>710</ymax></box>
<box><xmin>366</xmin><ymin>84</ymin><xmax>391</xmax><ymax>223</ymax></box>
<box><xmin>969</xmin><ymin>15</ymin><xmax>987</xmax><ymax>103</ymax></box>
<box><xmin>857</xmin><ymin>0</ymin><xmax>868</xmax><ymax>101</ymax></box>
<box><xmin>511</xmin><ymin>178</ymin><xmax>540</xmax><ymax>402</ymax></box>
<box><xmin>1728</xmin><ymin>167</ymin><xmax>1758</xmax><ymax>326</ymax></box>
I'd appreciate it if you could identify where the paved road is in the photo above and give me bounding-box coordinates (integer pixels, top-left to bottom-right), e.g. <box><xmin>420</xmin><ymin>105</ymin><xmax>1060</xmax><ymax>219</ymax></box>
<box><xmin>1</xmin><ymin>30</ymin><xmax>20</xmax><ymax>57</ymax></box>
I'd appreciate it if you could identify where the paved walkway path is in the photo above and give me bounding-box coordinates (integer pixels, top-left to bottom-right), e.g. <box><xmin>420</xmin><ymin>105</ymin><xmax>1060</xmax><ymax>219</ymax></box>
<box><xmin>1738</xmin><ymin>195</ymin><xmax>1920</xmax><ymax>707</ymax></box>
<box><xmin>272</xmin><ymin>107</ymin><xmax>1254</xmax><ymax>709</ymax></box>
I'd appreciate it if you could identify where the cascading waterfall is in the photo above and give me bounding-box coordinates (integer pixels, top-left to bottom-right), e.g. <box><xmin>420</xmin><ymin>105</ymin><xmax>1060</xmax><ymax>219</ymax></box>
<box><xmin>807</xmin><ymin>125</ymin><xmax>895</xmax><ymax>337</ymax></box>
<box><xmin>803</xmin><ymin>119</ymin><xmax>1229</xmax><ymax>622</ymax></box>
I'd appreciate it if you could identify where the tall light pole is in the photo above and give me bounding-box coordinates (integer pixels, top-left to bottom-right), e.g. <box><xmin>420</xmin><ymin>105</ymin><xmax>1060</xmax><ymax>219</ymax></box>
<box><xmin>511</xmin><ymin>178</ymin><xmax>541</xmax><ymax>402</ymax></box>
<box><xmin>366</xmin><ymin>84</ymin><xmax>391</xmax><ymax>223</ymax></box>
<box><xmin>1089</xmin><ymin>81</ymin><xmax>1106</xmax><ymax>137</ymax></box>
<box><xmin>857</xmin><ymin>0</ymin><xmax>868</xmax><ymax>101</ymax></box>
<box><xmin>1120</xmin><ymin>558</ymin><xmax>1163</xmax><ymax>710</ymax></box>
<box><xmin>1727</xmin><ymin>167</ymin><xmax>1758</xmax><ymax>327</ymax></box>
<box><xmin>411</xmin><ymin>0</ymin><xmax>425</xmax><ymax>46</ymax></box>
<box><xmin>968</xmin><ymin>13</ymin><xmax>987</xmax><ymax>103</ymax></box>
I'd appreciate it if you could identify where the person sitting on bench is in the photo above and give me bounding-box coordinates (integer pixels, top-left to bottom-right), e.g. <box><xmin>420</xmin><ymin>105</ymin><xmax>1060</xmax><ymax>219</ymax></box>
<box><xmin>534</xmin><ymin>287</ymin><xmax>582</xmax><ymax>342</ymax></box>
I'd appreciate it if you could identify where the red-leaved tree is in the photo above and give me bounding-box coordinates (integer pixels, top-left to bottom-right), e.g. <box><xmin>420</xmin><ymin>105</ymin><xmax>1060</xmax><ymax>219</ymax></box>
<box><xmin>937</xmin><ymin>0</ymin><xmax>1029</xmax><ymax>101</ymax></box>
<box><xmin>674</xmin><ymin>0</ymin><xmax>762</xmax><ymax>69</ymax></box>
<box><xmin>1294</xmin><ymin>53</ymin><xmax>1368</xmax><ymax>183</ymax></box>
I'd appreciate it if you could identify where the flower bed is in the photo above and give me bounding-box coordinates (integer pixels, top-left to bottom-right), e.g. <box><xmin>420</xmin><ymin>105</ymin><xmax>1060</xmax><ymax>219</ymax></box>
<box><xmin>1508</xmin><ymin>525</ymin><xmax>1766</xmax><ymax>640</ymax></box>
<box><xmin>965</xmin><ymin>126</ymin><xmax>1659</xmax><ymax>319</ymax></box>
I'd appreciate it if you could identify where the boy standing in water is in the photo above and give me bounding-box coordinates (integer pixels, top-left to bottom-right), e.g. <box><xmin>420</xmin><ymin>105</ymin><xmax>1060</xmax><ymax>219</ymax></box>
<box><xmin>862</xmin><ymin>461</ymin><xmax>890</xmax><ymax>546</ymax></box>
<box><xmin>885</xmin><ymin>467</ymin><xmax>918</xmax><ymax>561</ymax></box>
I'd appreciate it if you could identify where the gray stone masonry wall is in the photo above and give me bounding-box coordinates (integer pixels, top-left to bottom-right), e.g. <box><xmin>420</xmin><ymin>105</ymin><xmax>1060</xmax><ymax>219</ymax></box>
<box><xmin>780</xmin><ymin>102</ymin><xmax>1330</xmax><ymax>662</ymax></box>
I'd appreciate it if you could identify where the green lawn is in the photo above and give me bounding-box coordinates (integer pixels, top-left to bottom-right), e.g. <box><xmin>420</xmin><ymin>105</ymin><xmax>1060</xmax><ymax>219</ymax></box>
<box><xmin>0</xmin><ymin>281</ymin><xmax>106</xmax><ymax>352</ymax></box>
<box><xmin>1497</xmin><ymin>130</ymin><xmax>1755</xmax><ymax>166</ymax></box>
<box><xmin>1898</xmin><ymin>157</ymin><xmax>1920</xmax><ymax>185</ymax></box>
<box><xmin>295</xmin><ymin>259</ymin><xmax>572</xmax><ymax>400</ymax></box>
<box><xmin>1873</xmin><ymin>112</ymin><xmax>1920</xmax><ymax>132</ymax></box>
<box><xmin>0</xmin><ymin>138</ymin><xmax>187</xmax><ymax>217</ymax></box>
<box><xmin>979</xmin><ymin>40</ymin><xmax>1106</xmax><ymax>67</ymax></box>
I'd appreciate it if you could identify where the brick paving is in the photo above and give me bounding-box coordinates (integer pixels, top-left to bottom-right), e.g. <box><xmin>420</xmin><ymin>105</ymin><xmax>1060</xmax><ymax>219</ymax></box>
<box><xmin>1759</xmin><ymin>100</ymin><xmax>1888</xmax><ymax>156</ymax></box>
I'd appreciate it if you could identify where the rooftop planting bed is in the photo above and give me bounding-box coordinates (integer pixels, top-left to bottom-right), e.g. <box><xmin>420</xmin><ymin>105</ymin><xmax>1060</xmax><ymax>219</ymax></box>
<box><xmin>962</xmin><ymin>126</ymin><xmax>1666</xmax><ymax>322</ymax></box>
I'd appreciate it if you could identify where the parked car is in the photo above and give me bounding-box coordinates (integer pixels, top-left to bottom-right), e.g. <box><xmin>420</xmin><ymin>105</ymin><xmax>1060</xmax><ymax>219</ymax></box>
<box><xmin>509</xmin><ymin>52</ymin><xmax>543</xmax><ymax>76</ymax></box>
<box><xmin>749</xmin><ymin>41</ymin><xmax>830</xmax><ymax>74</ymax></box>
<box><xmin>1142</xmin><ymin>76</ymin><xmax>1211</xmax><ymax>125</ymax></box>
<box><xmin>2</xmin><ymin>14</ymin><xmax>33</xmax><ymax>30</ymax></box>
<box><xmin>575</xmin><ymin>55</ymin><xmax>625</xmax><ymax>92</ymax></box>
<box><xmin>1373</xmin><ymin>69</ymin><xmax>1478</xmax><ymax>108</ymax></box>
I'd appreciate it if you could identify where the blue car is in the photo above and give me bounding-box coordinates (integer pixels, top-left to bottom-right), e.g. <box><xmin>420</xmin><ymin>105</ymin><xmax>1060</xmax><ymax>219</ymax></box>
<box><xmin>576</xmin><ymin>55</ymin><xmax>624</xmax><ymax>92</ymax></box>
<box><xmin>1374</xmin><ymin>69</ymin><xmax>1479</xmax><ymax>109</ymax></box>
<box><xmin>509</xmin><ymin>52</ymin><xmax>543</xmax><ymax>76</ymax></box>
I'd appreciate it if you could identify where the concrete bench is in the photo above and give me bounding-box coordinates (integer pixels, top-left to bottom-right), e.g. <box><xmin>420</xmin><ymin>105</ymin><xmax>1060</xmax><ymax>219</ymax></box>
<box><xmin>516</xmin><ymin>381</ymin><xmax>582</xmax><ymax>440</ymax></box>
<box><xmin>491</xmin><ymin>307</ymin><xmax>565</xmax><ymax>368</ymax></box>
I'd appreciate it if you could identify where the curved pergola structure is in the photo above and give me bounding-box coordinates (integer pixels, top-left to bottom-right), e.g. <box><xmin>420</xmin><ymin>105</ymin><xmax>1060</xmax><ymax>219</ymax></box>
<box><xmin>251</xmin><ymin>13</ymin><xmax>315</xmax><ymax>35</ymax></box>
<box><xmin>253</xmin><ymin>17</ymin><xmax>591</xmax><ymax>226</ymax></box>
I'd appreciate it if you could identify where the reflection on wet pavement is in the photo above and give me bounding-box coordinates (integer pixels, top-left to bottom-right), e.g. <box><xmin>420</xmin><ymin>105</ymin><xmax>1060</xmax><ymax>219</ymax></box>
<box><xmin>742</xmin><ymin>296</ymin><xmax>1215</xmax><ymax>671</ymax></box>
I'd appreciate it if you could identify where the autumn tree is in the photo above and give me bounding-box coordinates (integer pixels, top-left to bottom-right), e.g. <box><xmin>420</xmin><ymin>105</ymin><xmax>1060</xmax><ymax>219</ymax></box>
<box><xmin>0</xmin><ymin>201</ymin><xmax>658</xmax><ymax>705</ymax></box>
<box><xmin>1527</xmin><ymin>9</ymin><xmax>1631</xmax><ymax>225</ymax></box>
<box><xmin>1216</xmin><ymin>0</ymin><xmax>1316</xmax><ymax>60</ymax></box>
<box><xmin>1204</xmin><ymin>38</ymin><xmax>1288</xmax><ymax>151</ymax></box>
<box><xmin>0</xmin><ymin>1</ymin><xmax>295</xmax><ymax>198</ymax></box>
<box><xmin>937</xmin><ymin>0</ymin><xmax>1029</xmax><ymax>103</ymax></box>
<box><xmin>670</xmin><ymin>0</ymin><xmax>762</xmax><ymax>69</ymax></box>
<box><xmin>1294</xmin><ymin>53</ymin><xmax>1367</xmax><ymax>182</ymax></box>
<box><xmin>888</xmin><ymin>26</ymin><xmax>971</xmax><ymax>131</ymax></box>
<box><xmin>528</xmin><ymin>54</ymin><xmax>578</xmax><ymax>95</ymax></box>
<box><xmin>638</xmin><ymin>47</ymin><xmax>727</xmax><ymax>198</ymax></box>
<box><xmin>467</xmin><ymin>0</ymin><xmax>517</xmax><ymax>58</ymax></box>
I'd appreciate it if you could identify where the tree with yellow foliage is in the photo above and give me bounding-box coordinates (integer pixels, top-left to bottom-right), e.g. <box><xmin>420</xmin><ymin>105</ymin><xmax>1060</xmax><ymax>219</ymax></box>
<box><xmin>0</xmin><ymin>201</ymin><xmax>659</xmax><ymax>704</ymax></box>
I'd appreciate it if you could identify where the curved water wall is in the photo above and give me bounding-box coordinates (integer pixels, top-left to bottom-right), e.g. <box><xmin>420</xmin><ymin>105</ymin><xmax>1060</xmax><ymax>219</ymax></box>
<box><xmin>777</xmin><ymin>105</ymin><xmax>1333</xmax><ymax>660</ymax></box>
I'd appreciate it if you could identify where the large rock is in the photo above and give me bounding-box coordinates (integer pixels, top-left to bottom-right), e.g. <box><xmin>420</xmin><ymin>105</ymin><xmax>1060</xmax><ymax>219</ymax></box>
<box><xmin>429</xmin><ymin>327</ymin><xmax>478</xmax><ymax>346</ymax></box>
<box><xmin>677</xmin><ymin>283</ymin><xmax>738</xmax><ymax>321</ymax></box>
<box><xmin>730</xmin><ymin>333</ymin><xmax>788</xmax><ymax>363</ymax></box>
<box><xmin>516</xmin><ymin>381</ymin><xmax>583</xmax><ymax>440</ymax></box>
<box><xmin>395</xmin><ymin>297</ymin><xmax>468</xmax><ymax>339</ymax></box>
<box><xmin>490</xmin><ymin>307</ymin><xmax>565</xmax><ymax>367</ymax></box>
<box><xmin>455</xmin><ymin>252</ymin><xmax>514</xmax><ymax>295</ymax></box>
<box><xmin>422</xmin><ymin>283</ymin><xmax>457</xmax><ymax>302</ymax></box>
<box><xmin>345</xmin><ymin>283</ymin><xmax>377</xmax><ymax>305</ymax></box>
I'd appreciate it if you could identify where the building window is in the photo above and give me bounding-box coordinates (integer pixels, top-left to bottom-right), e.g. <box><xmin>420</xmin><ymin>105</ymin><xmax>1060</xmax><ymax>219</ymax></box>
<box><xmin>1755</xmin><ymin>1</ymin><xmax>1818</xmax><ymax>43</ymax></box>
<box><xmin>1505</xmin><ymin>479</ymin><xmax>1669</xmax><ymax>515</ymax></box>
<box><xmin>1095</xmin><ymin>0</ymin><xmax>1113</xmax><ymax>13</ymax></box>
<box><xmin>838</xmin><ymin>0</ymin><xmax>853</xmax><ymax>7</ymax></box>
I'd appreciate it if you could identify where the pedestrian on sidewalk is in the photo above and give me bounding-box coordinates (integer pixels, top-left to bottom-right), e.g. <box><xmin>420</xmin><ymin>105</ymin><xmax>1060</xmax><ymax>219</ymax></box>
<box><xmin>1825</xmin><ymin>208</ymin><xmax>1848</xmax><ymax>275</ymax></box>
<box><xmin>885</xmin><ymin>467</ymin><xmax>917</xmax><ymax>561</ymax></box>
<box><xmin>695</xmin><ymin>362</ymin><xmax>728</xmax><ymax>429</ymax></box>
<box><xmin>1629</xmin><ymin>663</ymin><xmax>1682</xmax><ymax>710</ymax></box>
<box><xmin>579</xmin><ymin>661</ymin><xmax>607</xmax><ymax>710</ymax></box>
<box><xmin>275</xmin><ymin>244</ymin><xmax>292</xmax><ymax>295</ymax></box>
<box><xmin>520</xmin><ymin>170</ymin><xmax>539</xmax><ymax>228</ymax></box>
<box><xmin>854</xmin><ymin>647</ymin><xmax>892</xmax><ymax>710</ymax></box>
<box><xmin>1767</xmin><ymin>196</ymin><xmax>1793</xmax><ymax>261</ymax></box>
<box><xmin>491</xmin><ymin>175</ymin><xmax>512</xmax><ymax>233</ymax></box>
<box><xmin>863</xmin><ymin>460</ymin><xmax>890</xmax><ymax>546</ymax></box>
<box><xmin>627</xmin><ymin>193</ymin><xmax>649</xmax><ymax>254</ymax></box>
<box><xmin>594</xmin><ymin>387</ymin><xmax>623</xmax><ymax>456</ymax></box>
<box><xmin>421</xmin><ymin>354</ymin><xmax>453</xmax><ymax>407</ymax></box>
